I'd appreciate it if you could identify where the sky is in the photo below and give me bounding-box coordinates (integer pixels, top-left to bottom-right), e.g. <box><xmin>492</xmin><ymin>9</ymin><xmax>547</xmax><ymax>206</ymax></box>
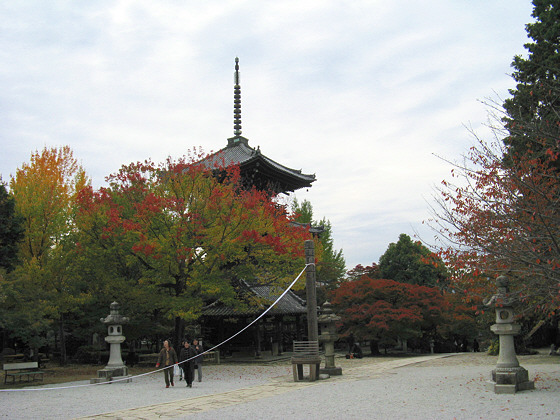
<box><xmin>0</xmin><ymin>1</ymin><xmax>535</xmax><ymax>270</ymax></box>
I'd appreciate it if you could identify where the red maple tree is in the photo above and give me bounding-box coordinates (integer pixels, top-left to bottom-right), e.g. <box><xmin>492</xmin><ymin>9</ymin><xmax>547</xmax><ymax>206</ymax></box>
<box><xmin>431</xmin><ymin>133</ymin><xmax>560</xmax><ymax>316</ymax></box>
<box><xmin>330</xmin><ymin>276</ymin><xmax>446</xmax><ymax>353</ymax></box>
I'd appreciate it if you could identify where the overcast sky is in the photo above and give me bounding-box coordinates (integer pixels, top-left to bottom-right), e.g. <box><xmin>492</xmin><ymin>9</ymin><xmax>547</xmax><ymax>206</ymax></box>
<box><xmin>0</xmin><ymin>1</ymin><xmax>535</xmax><ymax>270</ymax></box>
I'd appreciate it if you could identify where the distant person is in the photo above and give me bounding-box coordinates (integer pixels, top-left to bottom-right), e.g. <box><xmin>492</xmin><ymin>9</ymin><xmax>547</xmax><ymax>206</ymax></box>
<box><xmin>192</xmin><ymin>339</ymin><xmax>204</xmax><ymax>382</ymax></box>
<box><xmin>180</xmin><ymin>340</ymin><xmax>197</xmax><ymax>388</ymax></box>
<box><xmin>126</xmin><ymin>349</ymin><xmax>139</xmax><ymax>367</ymax></box>
<box><xmin>347</xmin><ymin>334</ymin><xmax>355</xmax><ymax>355</ymax></box>
<box><xmin>125</xmin><ymin>340</ymin><xmax>139</xmax><ymax>367</ymax></box>
<box><xmin>347</xmin><ymin>343</ymin><xmax>363</xmax><ymax>359</ymax></box>
<box><xmin>473</xmin><ymin>339</ymin><xmax>480</xmax><ymax>352</ymax></box>
<box><xmin>156</xmin><ymin>340</ymin><xmax>178</xmax><ymax>388</ymax></box>
<box><xmin>353</xmin><ymin>343</ymin><xmax>363</xmax><ymax>359</ymax></box>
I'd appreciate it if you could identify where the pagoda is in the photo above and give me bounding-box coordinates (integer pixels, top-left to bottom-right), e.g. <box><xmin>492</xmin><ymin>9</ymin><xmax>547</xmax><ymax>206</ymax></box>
<box><xmin>199</xmin><ymin>59</ymin><xmax>318</xmax><ymax>358</ymax></box>
<box><xmin>203</xmin><ymin>58</ymin><xmax>316</xmax><ymax>194</ymax></box>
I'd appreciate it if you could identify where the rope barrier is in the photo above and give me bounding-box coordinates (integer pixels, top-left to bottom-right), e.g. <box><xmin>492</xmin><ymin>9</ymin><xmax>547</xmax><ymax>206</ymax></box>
<box><xmin>0</xmin><ymin>263</ymin><xmax>313</xmax><ymax>392</ymax></box>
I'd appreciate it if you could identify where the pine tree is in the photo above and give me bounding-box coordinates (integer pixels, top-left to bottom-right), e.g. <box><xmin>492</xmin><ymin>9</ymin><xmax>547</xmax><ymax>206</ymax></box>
<box><xmin>0</xmin><ymin>181</ymin><xmax>24</xmax><ymax>272</ymax></box>
<box><xmin>502</xmin><ymin>0</ymin><xmax>560</xmax><ymax>162</ymax></box>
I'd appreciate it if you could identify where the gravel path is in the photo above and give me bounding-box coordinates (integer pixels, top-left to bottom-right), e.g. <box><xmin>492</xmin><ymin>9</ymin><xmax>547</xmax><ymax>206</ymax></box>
<box><xmin>1</xmin><ymin>352</ymin><xmax>559</xmax><ymax>420</ymax></box>
<box><xmin>0</xmin><ymin>364</ymin><xmax>294</xmax><ymax>419</ymax></box>
<box><xmin>191</xmin><ymin>357</ymin><xmax>560</xmax><ymax>420</ymax></box>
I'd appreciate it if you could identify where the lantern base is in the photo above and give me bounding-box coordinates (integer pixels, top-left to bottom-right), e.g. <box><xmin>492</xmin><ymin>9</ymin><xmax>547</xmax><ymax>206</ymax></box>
<box><xmin>487</xmin><ymin>366</ymin><xmax>534</xmax><ymax>394</ymax></box>
<box><xmin>90</xmin><ymin>367</ymin><xmax>131</xmax><ymax>384</ymax></box>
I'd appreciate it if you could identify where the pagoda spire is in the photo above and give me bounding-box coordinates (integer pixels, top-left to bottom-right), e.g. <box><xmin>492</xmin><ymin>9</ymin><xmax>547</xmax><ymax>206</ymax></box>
<box><xmin>233</xmin><ymin>57</ymin><xmax>242</xmax><ymax>136</ymax></box>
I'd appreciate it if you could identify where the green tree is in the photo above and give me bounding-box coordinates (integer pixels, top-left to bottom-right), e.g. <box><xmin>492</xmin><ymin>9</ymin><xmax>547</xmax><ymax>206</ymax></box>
<box><xmin>378</xmin><ymin>234</ymin><xmax>448</xmax><ymax>287</ymax></box>
<box><xmin>502</xmin><ymin>0</ymin><xmax>560</xmax><ymax>162</ymax></box>
<box><xmin>292</xmin><ymin>198</ymin><xmax>346</xmax><ymax>298</ymax></box>
<box><xmin>291</xmin><ymin>198</ymin><xmax>314</xmax><ymax>223</ymax></box>
<box><xmin>0</xmin><ymin>262</ymin><xmax>56</xmax><ymax>352</ymax></box>
<box><xmin>0</xmin><ymin>181</ymin><xmax>24</xmax><ymax>272</ymax></box>
<box><xmin>3</xmin><ymin>146</ymin><xmax>91</xmax><ymax>362</ymax></box>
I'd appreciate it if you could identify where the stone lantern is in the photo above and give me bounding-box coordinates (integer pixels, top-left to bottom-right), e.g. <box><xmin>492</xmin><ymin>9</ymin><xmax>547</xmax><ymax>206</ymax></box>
<box><xmin>91</xmin><ymin>301</ymin><xmax>132</xmax><ymax>384</ymax></box>
<box><xmin>485</xmin><ymin>275</ymin><xmax>534</xmax><ymax>394</ymax></box>
<box><xmin>318</xmin><ymin>301</ymin><xmax>342</xmax><ymax>376</ymax></box>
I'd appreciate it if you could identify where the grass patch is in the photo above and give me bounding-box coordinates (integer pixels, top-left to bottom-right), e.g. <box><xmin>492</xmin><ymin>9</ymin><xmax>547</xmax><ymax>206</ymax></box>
<box><xmin>0</xmin><ymin>364</ymin><xmax>155</xmax><ymax>390</ymax></box>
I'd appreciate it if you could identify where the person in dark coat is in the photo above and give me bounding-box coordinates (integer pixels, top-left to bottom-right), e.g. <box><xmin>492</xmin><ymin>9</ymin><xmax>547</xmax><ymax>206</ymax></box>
<box><xmin>156</xmin><ymin>340</ymin><xmax>178</xmax><ymax>388</ymax></box>
<box><xmin>193</xmin><ymin>338</ymin><xmax>204</xmax><ymax>382</ymax></box>
<box><xmin>179</xmin><ymin>340</ymin><xmax>197</xmax><ymax>388</ymax></box>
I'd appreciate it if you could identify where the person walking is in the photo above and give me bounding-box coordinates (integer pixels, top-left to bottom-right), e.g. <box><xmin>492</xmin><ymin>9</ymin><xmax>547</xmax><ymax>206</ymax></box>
<box><xmin>179</xmin><ymin>340</ymin><xmax>197</xmax><ymax>388</ymax></box>
<box><xmin>156</xmin><ymin>340</ymin><xmax>178</xmax><ymax>388</ymax></box>
<box><xmin>473</xmin><ymin>338</ymin><xmax>480</xmax><ymax>352</ymax></box>
<box><xmin>193</xmin><ymin>338</ymin><xmax>204</xmax><ymax>382</ymax></box>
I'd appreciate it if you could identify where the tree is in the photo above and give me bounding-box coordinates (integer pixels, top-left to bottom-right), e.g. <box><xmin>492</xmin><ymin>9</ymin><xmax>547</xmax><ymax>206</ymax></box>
<box><xmin>76</xmin><ymin>153</ymin><xmax>312</xmax><ymax>347</ymax></box>
<box><xmin>430</xmin><ymin>1</ymin><xmax>560</xmax><ymax>316</ymax></box>
<box><xmin>292</xmin><ymin>198</ymin><xmax>346</xmax><ymax>295</ymax></box>
<box><xmin>291</xmin><ymin>198</ymin><xmax>314</xmax><ymax>223</ymax></box>
<box><xmin>378</xmin><ymin>234</ymin><xmax>448</xmax><ymax>287</ymax></box>
<box><xmin>432</xmin><ymin>134</ymin><xmax>560</xmax><ymax>314</ymax></box>
<box><xmin>330</xmin><ymin>276</ymin><xmax>446</xmax><ymax>354</ymax></box>
<box><xmin>2</xmin><ymin>146</ymin><xmax>90</xmax><ymax>362</ymax></box>
<box><xmin>345</xmin><ymin>263</ymin><xmax>380</xmax><ymax>281</ymax></box>
<box><xmin>502</xmin><ymin>0</ymin><xmax>560</xmax><ymax>162</ymax></box>
<box><xmin>10</xmin><ymin>146</ymin><xmax>88</xmax><ymax>264</ymax></box>
<box><xmin>437</xmin><ymin>291</ymin><xmax>484</xmax><ymax>351</ymax></box>
<box><xmin>0</xmin><ymin>181</ymin><xmax>24</xmax><ymax>272</ymax></box>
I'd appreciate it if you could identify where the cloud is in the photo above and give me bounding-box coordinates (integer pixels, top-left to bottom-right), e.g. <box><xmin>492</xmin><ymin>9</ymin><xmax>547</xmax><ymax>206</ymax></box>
<box><xmin>0</xmin><ymin>0</ymin><xmax>534</xmax><ymax>269</ymax></box>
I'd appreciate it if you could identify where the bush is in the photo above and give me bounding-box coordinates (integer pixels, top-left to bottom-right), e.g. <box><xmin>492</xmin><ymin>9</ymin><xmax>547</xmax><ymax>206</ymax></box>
<box><xmin>487</xmin><ymin>340</ymin><xmax>499</xmax><ymax>356</ymax></box>
<box><xmin>73</xmin><ymin>346</ymin><xmax>102</xmax><ymax>364</ymax></box>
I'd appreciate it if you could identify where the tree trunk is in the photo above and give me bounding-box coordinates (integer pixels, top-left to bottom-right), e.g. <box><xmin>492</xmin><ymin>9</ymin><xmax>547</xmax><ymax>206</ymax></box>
<box><xmin>369</xmin><ymin>340</ymin><xmax>380</xmax><ymax>355</ymax></box>
<box><xmin>174</xmin><ymin>316</ymin><xmax>185</xmax><ymax>349</ymax></box>
<box><xmin>59</xmin><ymin>314</ymin><xmax>67</xmax><ymax>365</ymax></box>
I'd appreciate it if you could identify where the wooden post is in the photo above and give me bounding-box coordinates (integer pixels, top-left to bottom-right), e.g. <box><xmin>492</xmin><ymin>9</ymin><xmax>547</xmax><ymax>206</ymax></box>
<box><xmin>255</xmin><ymin>320</ymin><xmax>262</xmax><ymax>358</ymax></box>
<box><xmin>305</xmin><ymin>240</ymin><xmax>318</xmax><ymax>342</ymax></box>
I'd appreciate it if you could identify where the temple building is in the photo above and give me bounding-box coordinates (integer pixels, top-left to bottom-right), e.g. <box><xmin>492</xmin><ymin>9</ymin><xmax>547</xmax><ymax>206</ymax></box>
<box><xmin>201</xmin><ymin>281</ymin><xmax>309</xmax><ymax>358</ymax></box>
<box><xmin>199</xmin><ymin>59</ymin><xmax>317</xmax><ymax>358</ymax></box>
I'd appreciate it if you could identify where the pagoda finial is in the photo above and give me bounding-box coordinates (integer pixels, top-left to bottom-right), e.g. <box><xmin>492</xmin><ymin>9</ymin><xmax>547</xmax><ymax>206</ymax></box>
<box><xmin>233</xmin><ymin>57</ymin><xmax>242</xmax><ymax>136</ymax></box>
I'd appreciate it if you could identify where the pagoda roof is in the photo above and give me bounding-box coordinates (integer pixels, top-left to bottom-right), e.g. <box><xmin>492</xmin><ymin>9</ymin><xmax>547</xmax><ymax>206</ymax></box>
<box><xmin>200</xmin><ymin>58</ymin><xmax>315</xmax><ymax>194</ymax></box>
<box><xmin>204</xmin><ymin>135</ymin><xmax>316</xmax><ymax>193</ymax></box>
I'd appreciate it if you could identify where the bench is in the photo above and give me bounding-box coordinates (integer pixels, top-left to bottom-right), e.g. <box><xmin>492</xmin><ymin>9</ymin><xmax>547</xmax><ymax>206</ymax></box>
<box><xmin>203</xmin><ymin>350</ymin><xmax>220</xmax><ymax>364</ymax></box>
<box><xmin>2</xmin><ymin>354</ymin><xmax>25</xmax><ymax>363</ymax></box>
<box><xmin>291</xmin><ymin>341</ymin><xmax>321</xmax><ymax>382</ymax></box>
<box><xmin>137</xmin><ymin>353</ymin><xmax>158</xmax><ymax>367</ymax></box>
<box><xmin>3</xmin><ymin>362</ymin><xmax>44</xmax><ymax>384</ymax></box>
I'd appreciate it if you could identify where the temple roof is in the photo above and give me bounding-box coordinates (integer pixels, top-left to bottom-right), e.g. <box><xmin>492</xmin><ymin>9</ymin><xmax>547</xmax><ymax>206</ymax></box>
<box><xmin>204</xmin><ymin>135</ymin><xmax>316</xmax><ymax>193</ymax></box>
<box><xmin>201</xmin><ymin>284</ymin><xmax>307</xmax><ymax>317</ymax></box>
<box><xmin>201</xmin><ymin>58</ymin><xmax>316</xmax><ymax>194</ymax></box>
